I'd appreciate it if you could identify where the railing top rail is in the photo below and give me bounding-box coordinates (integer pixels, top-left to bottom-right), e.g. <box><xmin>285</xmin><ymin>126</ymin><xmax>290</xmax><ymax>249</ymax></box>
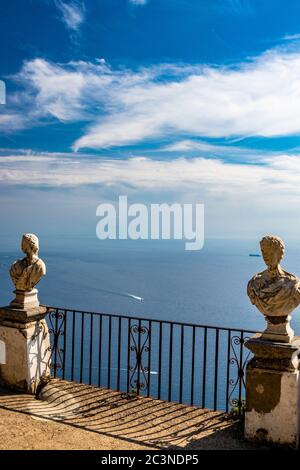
<box><xmin>45</xmin><ymin>305</ymin><xmax>257</xmax><ymax>335</ymax></box>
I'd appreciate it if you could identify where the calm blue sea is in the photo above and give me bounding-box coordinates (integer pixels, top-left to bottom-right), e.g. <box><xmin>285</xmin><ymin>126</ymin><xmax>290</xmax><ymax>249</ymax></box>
<box><xmin>2</xmin><ymin>236</ymin><xmax>300</xmax><ymax>330</ymax></box>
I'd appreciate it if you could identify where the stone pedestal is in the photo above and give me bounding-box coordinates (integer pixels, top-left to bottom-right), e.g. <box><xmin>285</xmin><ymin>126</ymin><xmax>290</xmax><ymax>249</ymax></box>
<box><xmin>262</xmin><ymin>315</ymin><xmax>294</xmax><ymax>343</ymax></box>
<box><xmin>0</xmin><ymin>305</ymin><xmax>51</xmax><ymax>394</ymax></box>
<box><xmin>10</xmin><ymin>289</ymin><xmax>40</xmax><ymax>310</ymax></box>
<box><xmin>245</xmin><ymin>333</ymin><xmax>300</xmax><ymax>448</ymax></box>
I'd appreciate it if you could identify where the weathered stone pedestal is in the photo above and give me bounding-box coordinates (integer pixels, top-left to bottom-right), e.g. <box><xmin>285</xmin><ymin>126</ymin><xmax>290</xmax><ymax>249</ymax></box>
<box><xmin>0</xmin><ymin>304</ymin><xmax>51</xmax><ymax>394</ymax></box>
<box><xmin>245</xmin><ymin>333</ymin><xmax>300</xmax><ymax>448</ymax></box>
<box><xmin>10</xmin><ymin>288</ymin><xmax>40</xmax><ymax>310</ymax></box>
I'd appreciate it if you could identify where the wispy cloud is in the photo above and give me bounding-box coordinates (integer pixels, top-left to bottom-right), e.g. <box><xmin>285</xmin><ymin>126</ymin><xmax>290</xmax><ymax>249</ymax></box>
<box><xmin>0</xmin><ymin>151</ymin><xmax>300</xmax><ymax>197</ymax></box>
<box><xmin>0</xmin><ymin>113</ymin><xmax>26</xmax><ymax>130</ymax></box>
<box><xmin>129</xmin><ymin>0</ymin><xmax>148</xmax><ymax>5</ymax></box>
<box><xmin>217</xmin><ymin>0</ymin><xmax>254</xmax><ymax>16</ymax></box>
<box><xmin>282</xmin><ymin>33</ymin><xmax>300</xmax><ymax>41</ymax></box>
<box><xmin>2</xmin><ymin>149</ymin><xmax>300</xmax><ymax>238</ymax></box>
<box><xmin>5</xmin><ymin>46</ymin><xmax>300</xmax><ymax>149</ymax></box>
<box><xmin>54</xmin><ymin>0</ymin><xmax>85</xmax><ymax>32</ymax></box>
<box><xmin>162</xmin><ymin>140</ymin><xmax>253</xmax><ymax>155</ymax></box>
<box><xmin>72</xmin><ymin>49</ymin><xmax>300</xmax><ymax>150</ymax></box>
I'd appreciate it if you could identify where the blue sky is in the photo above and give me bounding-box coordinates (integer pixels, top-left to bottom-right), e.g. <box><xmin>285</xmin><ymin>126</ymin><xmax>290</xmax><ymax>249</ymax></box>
<box><xmin>1</xmin><ymin>0</ymin><xmax>300</xmax><ymax>241</ymax></box>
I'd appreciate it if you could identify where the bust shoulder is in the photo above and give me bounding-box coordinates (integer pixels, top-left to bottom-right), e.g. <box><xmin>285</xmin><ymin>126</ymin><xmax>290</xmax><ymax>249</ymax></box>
<box><xmin>34</xmin><ymin>258</ymin><xmax>46</xmax><ymax>275</ymax></box>
<box><xmin>10</xmin><ymin>257</ymin><xmax>27</xmax><ymax>275</ymax></box>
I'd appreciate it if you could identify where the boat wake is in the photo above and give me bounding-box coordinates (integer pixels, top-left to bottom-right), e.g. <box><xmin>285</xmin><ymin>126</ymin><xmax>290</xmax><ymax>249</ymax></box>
<box><xmin>125</xmin><ymin>293</ymin><xmax>144</xmax><ymax>302</ymax></box>
<box><xmin>94</xmin><ymin>287</ymin><xmax>144</xmax><ymax>302</ymax></box>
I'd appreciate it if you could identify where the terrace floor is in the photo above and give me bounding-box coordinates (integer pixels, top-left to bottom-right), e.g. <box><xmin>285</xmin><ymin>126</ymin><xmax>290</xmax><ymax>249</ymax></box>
<box><xmin>0</xmin><ymin>379</ymin><xmax>267</xmax><ymax>450</ymax></box>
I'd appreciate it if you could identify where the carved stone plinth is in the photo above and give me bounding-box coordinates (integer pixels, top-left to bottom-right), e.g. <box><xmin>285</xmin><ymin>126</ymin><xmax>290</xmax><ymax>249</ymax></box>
<box><xmin>0</xmin><ymin>305</ymin><xmax>51</xmax><ymax>394</ymax></box>
<box><xmin>10</xmin><ymin>289</ymin><xmax>40</xmax><ymax>310</ymax></box>
<box><xmin>262</xmin><ymin>315</ymin><xmax>294</xmax><ymax>343</ymax></box>
<box><xmin>245</xmin><ymin>334</ymin><xmax>300</xmax><ymax>448</ymax></box>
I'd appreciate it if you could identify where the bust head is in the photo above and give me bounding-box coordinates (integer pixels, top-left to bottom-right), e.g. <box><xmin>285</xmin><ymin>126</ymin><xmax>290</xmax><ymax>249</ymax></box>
<box><xmin>21</xmin><ymin>233</ymin><xmax>39</xmax><ymax>257</ymax></box>
<box><xmin>260</xmin><ymin>235</ymin><xmax>285</xmax><ymax>270</ymax></box>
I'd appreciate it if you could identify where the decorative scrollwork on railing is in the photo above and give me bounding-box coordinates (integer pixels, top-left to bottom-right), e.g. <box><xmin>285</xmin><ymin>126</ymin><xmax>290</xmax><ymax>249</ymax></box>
<box><xmin>46</xmin><ymin>308</ymin><xmax>66</xmax><ymax>374</ymax></box>
<box><xmin>228</xmin><ymin>334</ymin><xmax>252</xmax><ymax>415</ymax></box>
<box><xmin>129</xmin><ymin>324</ymin><xmax>150</xmax><ymax>395</ymax></box>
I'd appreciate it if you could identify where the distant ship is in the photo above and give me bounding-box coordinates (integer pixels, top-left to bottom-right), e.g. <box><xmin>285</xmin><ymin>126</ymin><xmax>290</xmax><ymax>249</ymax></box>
<box><xmin>249</xmin><ymin>253</ymin><xmax>261</xmax><ymax>257</ymax></box>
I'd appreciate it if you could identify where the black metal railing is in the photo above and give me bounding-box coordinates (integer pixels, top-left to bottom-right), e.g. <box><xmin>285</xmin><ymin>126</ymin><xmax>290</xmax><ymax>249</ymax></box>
<box><xmin>45</xmin><ymin>307</ymin><xmax>255</xmax><ymax>413</ymax></box>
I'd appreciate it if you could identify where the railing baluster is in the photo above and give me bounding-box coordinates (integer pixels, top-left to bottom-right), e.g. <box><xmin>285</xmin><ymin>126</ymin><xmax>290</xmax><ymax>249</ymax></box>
<box><xmin>137</xmin><ymin>319</ymin><xmax>141</xmax><ymax>396</ymax></box>
<box><xmin>89</xmin><ymin>314</ymin><xmax>93</xmax><ymax>385</ymax></box>
<box><xmin>98</xmin><ymin>315</ymin><xmax>102</xmax><ymax>387</ymax></box>
<box><xmin>214</xmin><ymin>328</ymin><xmax>220</xmax><ymax>411</ymax></box>
<box><xmin>108</xmin><ymin>316</ymin><xmax>112</xmax><ymax>389</ymax></box>
<box><xmin>226</xmin><ymin>329</ymin><xmax>231</xmax><ymax>413</ymax></box>
<box><xmin>62</xmin><ymin>310</ymin><xmax>67</xmax><ymax>380</ymax></box>
<box><xmin>80</xmin><ymin>312</ymin><xmax>84</xmax><ymax>383</ymax></box>
<box><xmin>53</xmin><ymin>309</ymin><xmax>59</xmax><ymax>379</ymax></box>
<box><xmin>147</xmin><ymin>320</ymin><xmax>152</xmax><ymax>398</ymax></box>
<box><xmin>190</xmin><ymin>325</ymin><xmax>196</xmax><ymax>406</ymax></box>
<box><xmin>179</xmin><ymin>325</ymin><xmax>184</xmax><ymax>404</ymax></box>
<box><xmin>127</xmin><ymin>318</ymin><xmax>131</xmax><ymax>393</ymax></box>
<box><xmin>158</xmin><ymin>322</ymin><xmax>163</xmax><ymax>399</ymax></box>
<box><xmin>168</xmin><ymin>323</ymin><xmax>173</xmax><ymax>402</ymax></box>
<box><xmin>71</xmin><ymin>311</ymin><xmax>75</xmax><ymax>382</ymax></box>
<box><xmin>202</xmin><ymin>327</ymin><xmax>207</xmax><ymax>408</ymax></box>
<box><xmin>238</xmin><ymin>331</ymin><xmax>244</xmax><ymax>413</ymax></box>
<box><xmin>117</xmin><ymin>316</ymin><xmax>122</xmax><ymax>391</ymax></box>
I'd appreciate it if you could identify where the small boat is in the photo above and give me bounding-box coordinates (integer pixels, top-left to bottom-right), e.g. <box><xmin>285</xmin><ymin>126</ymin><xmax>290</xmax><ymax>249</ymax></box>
<box><xmin>249</xmin><ymin>253</ymin><xmax>261</xmax><ymax>257</ymax></box>
<box><xmin>127</xmin><ymin>293</ymin><xmax>144</xmax><ymax>301</ymax></box>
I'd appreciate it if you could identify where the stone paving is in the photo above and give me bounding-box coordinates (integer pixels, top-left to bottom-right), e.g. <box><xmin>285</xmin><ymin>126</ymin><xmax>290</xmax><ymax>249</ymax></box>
<box><xmin>0</xmin><ymin>379</ymin><xmax>267</xmax><ymax>450</ymax></box>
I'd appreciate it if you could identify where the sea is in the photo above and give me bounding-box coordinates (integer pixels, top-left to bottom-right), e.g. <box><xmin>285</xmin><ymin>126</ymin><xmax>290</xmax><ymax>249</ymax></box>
<box><xmin>1</xmin><ymin>236</ymin><xmax>300</xmax><ymax>410</ymax></box>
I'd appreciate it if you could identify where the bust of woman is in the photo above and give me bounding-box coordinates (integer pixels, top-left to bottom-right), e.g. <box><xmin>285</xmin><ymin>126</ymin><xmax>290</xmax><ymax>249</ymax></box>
<box><xmin>248</xmin><ymin>236</ymin><xmax>300</xmax><ymax>317</ymax></box>
<box><xmin>247</xmin><ymin>235</ymin><xmax>300</xmax><ymax>342</ymax></box>
<box><xmin>10</xmin><ymin>233</ymin><xmax>46</xmax><ymax>292</ymax></box>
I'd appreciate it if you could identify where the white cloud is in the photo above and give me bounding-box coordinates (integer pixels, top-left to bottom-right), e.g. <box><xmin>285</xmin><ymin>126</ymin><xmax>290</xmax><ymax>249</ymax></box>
<box><xmin>0</xmin><ymin>113</ymin><xmax>26</xmax><ymax>130</ymax></box>
<box><xmin>73</xmin><ymin>49</ymin><xmax>300</xmax><ymax>150</ymax></box>
<box><xmin>129</xmin><ymin>0</ymin><xmax>148</xmax><ymax>5</ymax></box>
<box><xmin>2</xmin><ymin>58</ymin><xmax>153</xmax><ymax>130</ymax></box>
<box><xmin>282</xmin><ymin>33</ymin><xmax>300</xmax><ymax>41</ymax></box>
<box><xmin>54</xmin><ymin>0</ymin><xmax>85</xmax><ymax>32</ymax></box>
<box><xmin>6</xmin><ymin>46</ymin><xmax>300</xmax><ymax>149</ymax></box>
<box><xmin>163</xmin><ymin>140</ymin><xmax>215</xmax><ymax>153</ymax></box>
<box><xmin>1</xmin><ymin>152</ymin><xmax>300</xmax><ymax>198</ymax></box>
<box><xmin>220</xmin><ymin>0</ymin><xmax>254</xmax><ymax>16</ymax></box>
<box><xmin>19</xmin><ymin>59</ymin><xmax>88</xmax><ymax>121</ymax></box>
<box><xmin>2</xmin><ymin>151</ymin><xmax>300</xmax><ymax>238</ymax></box>
<box><xmin>162</xmin><ymin>139</ymin><xmax>254</xmax><ymax>155</ymax></box>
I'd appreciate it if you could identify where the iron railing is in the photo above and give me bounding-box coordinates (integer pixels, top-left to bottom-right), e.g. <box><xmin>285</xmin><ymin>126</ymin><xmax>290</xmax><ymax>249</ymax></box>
<box><xmin>45</xmin><ymin>307</ymin><xmax>255</xmax><ymax>413</ymax></box>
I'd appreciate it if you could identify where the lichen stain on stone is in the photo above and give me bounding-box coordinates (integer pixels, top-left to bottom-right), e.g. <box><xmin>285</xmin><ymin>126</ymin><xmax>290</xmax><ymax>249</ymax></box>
<box><xmin>246</xmin><ymin>370</ymin><xmax>281</xmax><ymax>413</ymax></box>
<box><xmin>255</xmin><ymin>383</ymin><xmax>264</xmax><ymax>394</ymax></box>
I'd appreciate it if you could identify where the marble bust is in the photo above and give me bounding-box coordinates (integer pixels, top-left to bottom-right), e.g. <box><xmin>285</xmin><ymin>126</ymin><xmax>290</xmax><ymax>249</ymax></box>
<box><xmin>10</xmin><ymin>234</ymin><xmax>46</xmax><ymax>309</ymax></box>
<box><xmin>247</xmin><ymin>235</ymin><xmax>300</xmax><ymax>342</ymax></box>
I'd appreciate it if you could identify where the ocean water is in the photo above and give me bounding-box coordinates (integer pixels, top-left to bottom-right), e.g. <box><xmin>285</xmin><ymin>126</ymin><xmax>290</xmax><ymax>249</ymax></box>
<box><xmin>1</xmin><ymin>237</ymin><xmax>300</xmax><ymax>409</ymax></box>
<box><xmin>2</xmin><ymin>236</ymin><xmax>300</xmax><ymax>330</ymax></box>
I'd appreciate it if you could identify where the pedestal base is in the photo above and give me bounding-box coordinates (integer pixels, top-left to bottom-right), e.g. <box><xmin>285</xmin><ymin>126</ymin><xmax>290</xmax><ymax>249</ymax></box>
<box><xmin>262</xmin><ymin>315</ymin><xmax>294</xmax><ymax>343</ymax></box>
<box><xmin>245</xmin><ymin>334</ymin><xmax>300</xmax><ymax>448</ymax></box>
<box><xmin>10</xmin><ymin>289</ymin><xmax>40</xmax><ymax>310</ymax></box>
<box><xmin>0</xmin><ymin>305</ymin><xmax>51</xmax><ymax>394</ymax></box>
